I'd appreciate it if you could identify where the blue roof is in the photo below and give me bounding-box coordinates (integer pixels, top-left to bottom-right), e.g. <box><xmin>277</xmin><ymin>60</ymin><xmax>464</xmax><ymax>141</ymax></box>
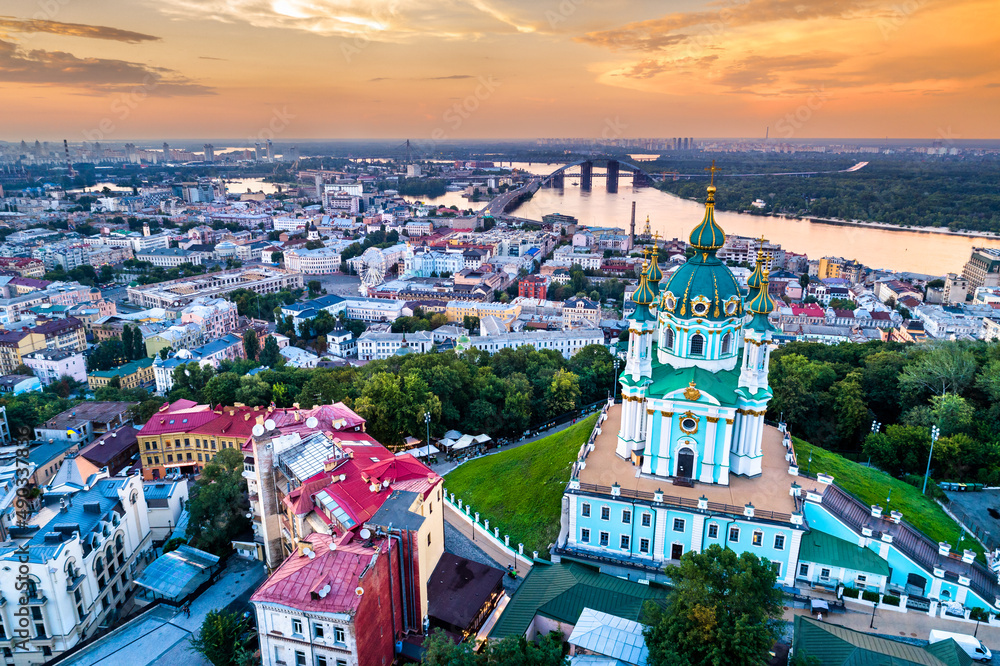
<box><xmin>0</xmin><ymin>478</ymin><xmax>128</xmax><ymax>564</ymax></box>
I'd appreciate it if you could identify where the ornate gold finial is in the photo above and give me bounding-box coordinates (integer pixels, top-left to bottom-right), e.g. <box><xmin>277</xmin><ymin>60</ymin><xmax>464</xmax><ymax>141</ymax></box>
<box><xmin>652</xmin><ymin>230</ymin><xmax>661</xmax><ymax>243</ymax></box>
<box><xmin>683</xmin><ymin>381</ymin><xmax>701</xmax><ymax>401</ymax></box>
<box><xmin>705</xmin><ymin>160</ymin><xmax>720</xmax><ymax>187</ymax></box>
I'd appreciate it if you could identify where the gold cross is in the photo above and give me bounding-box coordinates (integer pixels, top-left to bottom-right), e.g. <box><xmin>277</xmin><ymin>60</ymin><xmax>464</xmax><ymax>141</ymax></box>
<box><xmin>653</xmin><ymin>231</ymin><xmax>661</xmax><ymax>242</ymax></box>
<box><xmin>705</xmin><ymin>160</ymin><xmax>720</xmax><ymax>186</ymax></box>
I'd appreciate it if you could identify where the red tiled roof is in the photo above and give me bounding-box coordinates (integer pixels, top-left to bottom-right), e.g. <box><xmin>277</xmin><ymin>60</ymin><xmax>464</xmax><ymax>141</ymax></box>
<box><xmin>872</xmin><ymin>311</ymin><xmax>891</xmax><ymax>320</ymax></box>
<box><xmin>250</xmin><ymin>532</ymin><xmax>381</xmax><ymax>613</ymax></box>
<box><xmin>791</xmin><ymin>304</ymin><xmax>825</xmax><ymax>317</ymax></box>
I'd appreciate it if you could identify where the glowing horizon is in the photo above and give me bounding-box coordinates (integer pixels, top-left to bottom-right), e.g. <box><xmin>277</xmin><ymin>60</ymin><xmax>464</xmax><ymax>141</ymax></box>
<box><xmin>2</xmin><ymin>0</ymin><xmax>997</xmax><ymax>141</ymax></box>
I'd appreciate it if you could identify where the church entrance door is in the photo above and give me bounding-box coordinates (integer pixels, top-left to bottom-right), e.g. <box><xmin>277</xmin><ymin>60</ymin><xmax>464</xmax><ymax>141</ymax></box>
<box><xmin>676</xmin><ymin>448</ymin><xmax>694</xmax><ymax>479</ymax></box>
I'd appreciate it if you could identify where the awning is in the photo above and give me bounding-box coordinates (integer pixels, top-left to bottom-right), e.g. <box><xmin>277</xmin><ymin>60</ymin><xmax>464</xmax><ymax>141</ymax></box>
<box><xmin>398</xmin><ymin>444</ymin><xmax>440</xmax><ymax>458</ymax></box>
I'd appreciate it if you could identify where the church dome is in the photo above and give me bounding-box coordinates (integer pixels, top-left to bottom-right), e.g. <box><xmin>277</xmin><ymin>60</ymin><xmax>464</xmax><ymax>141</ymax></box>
<box><xmin>688</xmin><ymin>185</ymin><xmax>725</xmax><ymax>251</ymax></box>
<box><xmin>662</xmin><ymin>184</ymin><xmax>741</xmax><ymax>321</ymax></box>
<box><xmin>631</xmin><ymin>262</ymin><xmax>656</xmax><ymax>306</ymax></box>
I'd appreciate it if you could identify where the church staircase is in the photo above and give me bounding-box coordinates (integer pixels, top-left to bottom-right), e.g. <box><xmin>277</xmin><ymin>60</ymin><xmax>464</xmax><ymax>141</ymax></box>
<box><xmin>818</xmin><ymin>483</ymin><xmax>1000</xmax><ymax>604</ymax></box>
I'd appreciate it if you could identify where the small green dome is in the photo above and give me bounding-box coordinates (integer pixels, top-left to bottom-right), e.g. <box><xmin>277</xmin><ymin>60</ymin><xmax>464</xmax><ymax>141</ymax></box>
<box><xmin>746</xmin><ymin>270</ymin><xmax>776</xmax><ymax>315</ymax></box>
<box><xmin>747</xmin><ymin>251</ymin><xmax>765</xmax><ymax>291</ymax></box>
<box><xmin>631</xmin><ymin>263</ymin><xmax>656</xmax><ymax>306</ymax></box>
<box><xmin>688</xmin><ymin>185</ymin><xmax>726</xmax><ymax>251</ymax></box>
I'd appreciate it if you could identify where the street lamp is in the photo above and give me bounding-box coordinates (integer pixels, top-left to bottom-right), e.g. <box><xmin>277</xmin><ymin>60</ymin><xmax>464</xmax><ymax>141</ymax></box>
<box><xmin>424</xmin><ymin>411</ymin><xmax>431</xmax><ymax>453</ymax></box>
<box><xmin>867</xmin><ymin>420</ymin><xmax>881</xmax><ymax>467</ymax></box>
<box><xmin>922</xmin><ymin>425</ymin><xmax>940</xmax><ymax>495</ymax></box>
<box><xmin>611</xmin><ymin>357</ymin><xmax>620</xmax><ymax>400</ymax></box>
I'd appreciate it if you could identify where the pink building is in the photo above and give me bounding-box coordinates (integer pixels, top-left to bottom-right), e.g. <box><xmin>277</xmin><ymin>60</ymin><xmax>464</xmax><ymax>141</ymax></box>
<box><xmin>21</xmin><ymin>348</ymin><xmax>87</xmax><ymax>385</ymax></box>
<box><xmin>180</xmin><ymin>298</ymin><xmax>239</xmax><ymax>339</ymax></box>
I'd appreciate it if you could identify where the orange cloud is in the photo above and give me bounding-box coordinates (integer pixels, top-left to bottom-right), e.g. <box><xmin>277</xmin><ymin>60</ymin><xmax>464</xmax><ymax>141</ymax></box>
<box><xmin>0</xmin><ymin>16</ymin><xmax>159</xmax><ymax>42</ymax></box>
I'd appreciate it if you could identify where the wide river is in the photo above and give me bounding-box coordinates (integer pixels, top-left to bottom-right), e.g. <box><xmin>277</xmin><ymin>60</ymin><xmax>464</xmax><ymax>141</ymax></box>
<box><xmin>411</xmin><ymin>162</ymin><xmax>1000</xmax><ymax>276</ymax></box>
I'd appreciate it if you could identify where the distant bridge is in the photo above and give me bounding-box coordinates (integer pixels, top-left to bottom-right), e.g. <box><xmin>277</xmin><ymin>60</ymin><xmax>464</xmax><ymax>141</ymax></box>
<box><xmin>539</xmin><ymin>158</ymin><xmax>661</xmax><ymax>193</ymax></box>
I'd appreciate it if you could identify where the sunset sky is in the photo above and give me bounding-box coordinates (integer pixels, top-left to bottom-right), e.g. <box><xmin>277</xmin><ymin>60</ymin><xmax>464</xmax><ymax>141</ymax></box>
<box><xmin>2</xmin><ymin>0</ymin><xmax>998</xmax><ymax>141</ymax></box>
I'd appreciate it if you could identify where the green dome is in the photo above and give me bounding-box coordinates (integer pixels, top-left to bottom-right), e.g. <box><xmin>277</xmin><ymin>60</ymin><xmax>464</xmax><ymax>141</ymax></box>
<box><xmin>688</xmin><ymin>185</ymin><xmax>726</xmax><ymax>251</ymax></box>
<box><xmin>746</xmin><ymin>270</ymin><xmax>776</xmax><ymax>315</ymax></box>
<box><xmin>661</xmin><ymin>252</ymin><xmax>742</xmax><ymax>321</ymax></box>
<box><xmin>747</xmin><ymin>250</ymin><xmax>765</xmax><ymax>291</ymax></box>
<box><xmin>631</xmin><ymin>263</ymin><xmax>656</xmax><ymax>306</ymax></box>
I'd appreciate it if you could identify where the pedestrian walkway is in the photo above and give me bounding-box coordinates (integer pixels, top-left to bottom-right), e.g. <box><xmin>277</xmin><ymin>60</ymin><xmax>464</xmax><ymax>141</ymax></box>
<box><xmin>784</xmin><ymin>604</ymin><xmax>1000</xmax><ymax>647</ymax></box>
<box><xmin>444</xmin><ymin>501</ymin><xmax>533</xmax><ymax>578</ymax></box>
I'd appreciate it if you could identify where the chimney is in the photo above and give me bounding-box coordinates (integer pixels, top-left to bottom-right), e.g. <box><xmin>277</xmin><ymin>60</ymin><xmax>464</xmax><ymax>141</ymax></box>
<box><xmin>256</xmin><ymin>415</ymin><xmax>265</xmax><ymax>426</ymax></box>
<box><xmin>293</xmin><ymin>402</ymin><xmax>300</xmax><ymax>409</ymax></box>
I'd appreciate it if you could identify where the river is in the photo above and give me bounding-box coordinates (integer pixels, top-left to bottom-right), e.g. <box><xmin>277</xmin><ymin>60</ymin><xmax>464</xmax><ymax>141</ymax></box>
<box><xmin>410</xmin><ymin>162</ymin><xmax>1000</xmax><ymax>276</ymax></box>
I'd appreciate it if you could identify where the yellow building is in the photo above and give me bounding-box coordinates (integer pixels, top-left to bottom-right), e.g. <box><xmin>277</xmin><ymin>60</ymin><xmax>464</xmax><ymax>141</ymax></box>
<box><xmin>0</xmin><ymin>329</ymin><xmax>46</xmax><ymax>375</ymax></box>
<box><xmin>88</xmin><ymin>357</ymin><xmax>155</xmax><ymax>391</ymax></box>
<box><xmin>817</xmin><ymin>257</ymin><xmax>843</xmax><ymax>280</ymax></box>
<box><xmin>445</xmin><ymin>300</ymin><xmax>521</xmax><ymax>325</ymax></box>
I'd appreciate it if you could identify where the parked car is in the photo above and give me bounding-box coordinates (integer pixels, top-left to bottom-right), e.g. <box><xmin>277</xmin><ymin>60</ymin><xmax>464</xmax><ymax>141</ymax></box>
<box><xmin>929</xmin><ymin>629</ymin><xmax>992</xmax><ymax>662</ymax></box>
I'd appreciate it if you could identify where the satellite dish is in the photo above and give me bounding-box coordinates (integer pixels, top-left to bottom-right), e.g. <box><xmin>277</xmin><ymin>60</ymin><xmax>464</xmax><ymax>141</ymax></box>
<box><xmin>360</xmin><ymin>528</ymin><xmax>372</xmax><ymax>539</ymax></box>
<box><xmin>264</xmin><ymin>419</ymin><xmax>276</xmax><ymax>431</ymax></box>
<box><xmin>355</xmin><ymin>586</ymin><xmax>364</xmax><ymax>596</ymax></box>
<box><xmin>306</xmin><ymin>416</ymin><xmax>319</xmax><ymax>429</ymax></box>
<box><xmin>382</xmin><ymin>479</ymin><xmax>390</xmax><ymax>488</ymax></box>
<box><xmin>369</xmin><ymin>483</ymin><xmax>379</xmax><ymax>492</ymax></box>
<box><xmin>339</xmin><ymin>474</ymin><xmax>346</xmax><ymax>482</ymax></box>
<box><xmin>252</xmin><ymin>424</ymin><xmax>265</xmax><ymax>437</ymax></box>
<box><xmin>245</xmin><ymin>512</ymin><xmax>253</xmax><ymax>519</ymax></box>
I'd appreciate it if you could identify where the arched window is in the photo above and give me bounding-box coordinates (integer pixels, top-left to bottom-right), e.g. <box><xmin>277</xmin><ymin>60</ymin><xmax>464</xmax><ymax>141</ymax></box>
<box><xmin>94</xmin><ymin>556</ymin><xmax>104</xmax><ymax>574</ymax></box>
<box><xmin>721</xmin><ymin>332</ymin><xmax>732</xmax><ymax>355</ymax></box>
<box><xmin>115</xmin><ymin>534</ymin><xmax>124</xmax><ymax>553</ymax></box>
<box><xmin>689</xmin><ymin>333</ymin><xmax>705</xmax><ymax>356</ymax></box>
<box><xmin>665</xmin><ymin>328</ymin><xmax>675</xmax><ymax>350</ymax></box>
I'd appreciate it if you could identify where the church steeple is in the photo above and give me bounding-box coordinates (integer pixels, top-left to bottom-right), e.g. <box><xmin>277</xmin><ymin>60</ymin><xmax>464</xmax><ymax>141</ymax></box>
<box><xmin>688</xmin><ymin>184</ymin><xmax>726</xmax><ymax>252</ymax></box>
<box><xmin>629</xmin><ymin>260</ymin><xmax>657</xmax><ymax>323</ymax></box>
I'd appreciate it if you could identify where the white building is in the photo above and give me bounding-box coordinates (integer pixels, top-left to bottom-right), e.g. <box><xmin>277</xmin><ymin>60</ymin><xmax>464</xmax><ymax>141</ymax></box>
<box><xmin>357</xmin><ymin>330</ymin><xmax>434</xmax><ymax>360</ymax></box>
<box><xmin>344</xmin><ymin>297</ymin><xmax>405</xmax><ymax>322</ymax></box>
<box><xmin>284</xmin><ymin>246</ymin><xmax>344</xmax><ymax>274</ymax></box>
<box><xmin>403</xmin><ymin>246</ymin><xmax>464</xmax><ymax>278</ymax></box>
<box><xmin>135</xmin><ymin>247</ymin><xmax>203</xmax><ymax>267</ymax></box>
<box><xmin>278</xmin><ymin>346</ymin><xmax>320</xmax><ymax>368</ymax></box>
<box><xmin>0</xmin><ymin>467</ymin><xmax>152</xmax><ymax>666</ymax></box>
<box><xmin>462</xmin><ymin>328</ymin><xmax>604</xmax><ymax>359</ymax></box>
<box><xmin>142</xmin><ymin>477</ymin><xmax>190</xmax><ymax>542</ymax></box>
<box><xmin>21</xmin><ymin>348</ymin><xmax>88</xmax><ymax>385</ymax></box>
<box><xmin>326</xmin><ymin>327</ymin><xmax>356</xmax><ymax>357</ymax></box>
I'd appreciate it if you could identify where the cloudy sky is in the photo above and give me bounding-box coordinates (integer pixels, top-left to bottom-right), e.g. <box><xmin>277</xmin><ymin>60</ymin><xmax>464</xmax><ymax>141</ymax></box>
<box><xmin>2</xmin><ymin>0</ymin><xmax>997</xmax><ymax>140</ymax></box>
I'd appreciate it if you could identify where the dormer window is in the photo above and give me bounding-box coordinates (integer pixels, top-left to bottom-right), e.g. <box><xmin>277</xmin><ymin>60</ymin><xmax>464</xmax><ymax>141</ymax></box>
<box><xmin>693</xmin><ymin>302</ymin><xmax>708</xmax><ymax>316</ymax></box>
<box><xmin>725</xmin><ymin>299</ymin><xmax>738</xmax><ymax>315</ymax></box>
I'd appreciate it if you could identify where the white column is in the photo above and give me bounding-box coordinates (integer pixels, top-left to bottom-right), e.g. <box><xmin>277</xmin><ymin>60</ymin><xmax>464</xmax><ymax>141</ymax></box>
<box><xmin>699</xmin><ymin>417</ymin><xmax>718</xmax><ymax>483</ymax></box>
<box><xmin>642</xmin><ymin>407</ymin><xmax>655</xmax><ymax>452</ymax></box>
<box><xmin>656</xmin><ymin>414</ymin><xmax>673</xmax><ymax>477</ymax></box>
<box><xmin>720</xmin><ymin>417</ymin><xmax>734</xmax><ymax>468</ymax></box>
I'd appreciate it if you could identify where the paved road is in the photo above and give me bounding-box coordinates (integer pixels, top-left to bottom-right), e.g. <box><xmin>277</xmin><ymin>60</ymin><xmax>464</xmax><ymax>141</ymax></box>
<box><xmin>444</xmin><ymin>502</ymin><xmax>534</xmax><ymax>579</ymax></box>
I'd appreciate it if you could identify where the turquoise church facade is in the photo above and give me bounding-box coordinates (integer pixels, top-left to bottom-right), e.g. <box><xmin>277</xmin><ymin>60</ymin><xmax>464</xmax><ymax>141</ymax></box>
<box><xmin>555</xmin><ymin>184</ymin><xmax>1000</xmax><ymax>615</ymax></box>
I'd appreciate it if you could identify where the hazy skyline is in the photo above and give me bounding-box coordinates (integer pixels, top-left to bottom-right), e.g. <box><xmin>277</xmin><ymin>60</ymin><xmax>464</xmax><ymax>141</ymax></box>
<box><xmin>3</xmin><ymin>0</ymin><xmax>998</xmax><ymax>141</ymax></box>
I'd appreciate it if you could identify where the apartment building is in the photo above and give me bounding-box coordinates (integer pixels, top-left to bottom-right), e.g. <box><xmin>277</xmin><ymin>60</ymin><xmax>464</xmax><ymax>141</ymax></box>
<box><xmin>21</xmin><ymin>348</ymin><xmax>87</xmax><ymax>385</ymax></box>
<box><xmin>180</xmin><ymin>297</ymin><xmax>239</xmax><ymax>340</ymax></box>
<box><xmin>88</xmin><ymin>357</ymin><xmax>155</xmax><ymax>391</ymax></box>
<box><xmin>962</xmin><ymin>247</ymin><xmax>1000</xmax><ymax>290</ymax></box>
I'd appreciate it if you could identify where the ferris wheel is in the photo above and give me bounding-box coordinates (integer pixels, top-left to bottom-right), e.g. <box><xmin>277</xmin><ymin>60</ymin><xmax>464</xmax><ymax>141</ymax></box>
<box><xmin>359</xmin><ymin>246</ymin><xmax>386</xmax><ymax>288</ymax></box>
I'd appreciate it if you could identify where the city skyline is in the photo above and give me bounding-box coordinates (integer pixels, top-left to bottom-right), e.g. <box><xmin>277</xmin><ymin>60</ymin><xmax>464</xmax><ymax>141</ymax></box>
<box><xmin>1</xmin><ymin>0</ymin><xmax>998</xmax><ymax>140</ymax></box>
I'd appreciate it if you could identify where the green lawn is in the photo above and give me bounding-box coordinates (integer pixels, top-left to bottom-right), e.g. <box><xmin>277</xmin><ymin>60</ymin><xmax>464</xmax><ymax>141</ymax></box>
<box><xmin>795</xmin><ymin>439</ymin><xmax>986</xmax><ymax>560</ymax></box>
<box><xmin>444</xmin><ymin>414</ymin><xmax>598</xmax><ymax>557</ymax></box>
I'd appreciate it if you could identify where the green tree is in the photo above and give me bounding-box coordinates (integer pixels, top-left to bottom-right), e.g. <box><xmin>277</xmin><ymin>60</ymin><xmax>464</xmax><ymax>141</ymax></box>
<box><xmin>162</xmin><ymin>537</ymin><xmax>187</xmax><ymax>553</ymax></box>
<box><xmin>308</xmin><ymin>279</ymin><xmax>322</xmax><ymax>296</ymax></box>
<box><xmin>235</xmin><ymin>375</ymin><xmax>272</xmax><ymax>407</ymax></box>
<box><xmin>203</xmin><ymin>373</ymin><xmax>242</xmax><ymax>407</ymax></box>
<box><xmin>421</xmin><ymin>627</ymin><xmax>567</xmax><ymax>666</ymax></box>
<box><xmin>463</xmin><ymin>315</ymin><xmax>481</xmax><ymax>332</ymax></box>
<box><xmin>899</xmin><ymin>344</ymin><xmax>977</xmax><ymax>399</ymax></box>
<box><xmin>259</xmin><ymin>336</ymin><xmax>281</xmax><ymax>367</ymax></box>
<box><xmin>544</xmin><ymin>369</ymin><xmax>581</xmax><ymax>418</ymax></box>
<box><xmin>189</xmin><ymin>609</ymin><xmax>252</xmax><ymax>666</ymax></box>
<box><xmin>159</xmin><ymin>346</ymin><xmax>173</xmax><ymax>360</ymax></box>
<box><xmin>643</xmin><ymin>545</ymin><xmax>782</xmax><ymax>666</ymax></box>
<box><xmin>121</xmin><ymin>325</ymin><xmax>134</xmax><ymax>359</ymax></box>
<box><xmin>830</xmin><ymin>371</ymin><xmax>868</xmax><ymax>445</ymax></box>
<box><xmin>930</xmin><ymin>393</ymin><xmax>974</xmax><ymax>436</ymax></box>
<box><xmin>133</xmin><ymin>325</ymin><xmax>146</xmax><ymax>359</ymax></box>
<box><xmin>13</xmin><ymin>363</ymin><xmax>33</xmax><ymax>376</ymax></box>
<box><xmin>862</xmin><ymin>424</ymin><xmax>931</xmax><ymax>476</ymax></box>
<box><xmin>243</xmin><ymin>329</ymin><xmax>260</xmax><ymax>361</ymax></box>
<box><xmin>185</xmin><ymin>448</ymin><xmax>250</xmax><ymax>555</ymax></box>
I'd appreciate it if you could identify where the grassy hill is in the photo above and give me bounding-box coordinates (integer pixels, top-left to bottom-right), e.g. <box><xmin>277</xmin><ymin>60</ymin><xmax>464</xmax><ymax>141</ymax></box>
<box><xmin>795</xmin><ymin>439</ymin><xmax>986</xmax><ymax>559</ymax></box>
<box><xmin>444</xmin><ymin>414</ymin><xmax>598</xmax><ymax>557</ymax></box>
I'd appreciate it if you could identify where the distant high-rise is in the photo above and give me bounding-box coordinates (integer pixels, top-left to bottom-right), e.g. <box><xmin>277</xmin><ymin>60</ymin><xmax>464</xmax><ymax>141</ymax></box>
<box><xmin>314</xmin><ymin>175</ymin><xmax>323</xmax><ymax>199</ymax></box>
<box><xmin>162</xmin><ymin>142</ymin><xmax>171</xmax><ymax>161</ymax></box>
<box><xmin>266</xmin><ymin>140</ymin><xmax>274</xmax><ymax>162</ymax></box>
<box><xmin>203</xmin><ymin>144</ymin><xmax>215</xmax><ymax>162</ymax></box>
<box><xmin>286</xmin><ymin>145</ymin><xmax>300</xmax><ymax>162</ymax></box>
<box><xmin>254</xmin><ymin>143</ymin><xmax>263</xmax><ymax>161</ymax></box>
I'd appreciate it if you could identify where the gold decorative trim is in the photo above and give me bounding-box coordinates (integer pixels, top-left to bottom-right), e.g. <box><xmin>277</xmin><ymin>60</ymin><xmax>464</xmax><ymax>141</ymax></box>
<box><xmin>706</xmin><ymin>416</ymin><xmax>719</xmax><ymax>423</ymax></box>
<box><xmin>646</xmin><ymin>409</ymin><xmax>655</xmax><ymax>415</ymax></box>
<box><xmin>661</xmin><ymin>411</ymin><xmax>674</xmax><ymax>417</ymax></box>
<box><xmin>725</xmin><ymin>418</ymin><xmax>734</xmax><ymax>425</ymax></box>
<box><xmin>679</xmin><ymin>411</ymin><xmax>699</xmax><ymax>434</ymax></box>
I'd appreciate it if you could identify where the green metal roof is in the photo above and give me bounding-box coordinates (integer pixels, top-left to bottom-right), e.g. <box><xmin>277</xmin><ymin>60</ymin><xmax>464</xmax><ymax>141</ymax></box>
<box><xmin>489</xmin><ymin>562</ymin><xmax>666</xmax><ymax>639</ymax></box>
<box><xmin>88</xmin><ymin>356</ymin><xmax>153</xmax><ymax>379</ymax></box>
<box><xmin>619</xmin><ymin>346</ymin><xmax>771</xmax><ymax>405</ymax></box>
<box><xmin>798</xmin><ymin>530</ymin><xmax>890</xmax><ymax>576</ymax></box>
<box><xmin>792</xmin><ymin>616</ymin><xmax>971</xmax><ymax>666</ymax></box>
<box><xmin>661</xmin><ymin>252</ymin><xmax>742</xmax><ymax>322</ymax></box>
